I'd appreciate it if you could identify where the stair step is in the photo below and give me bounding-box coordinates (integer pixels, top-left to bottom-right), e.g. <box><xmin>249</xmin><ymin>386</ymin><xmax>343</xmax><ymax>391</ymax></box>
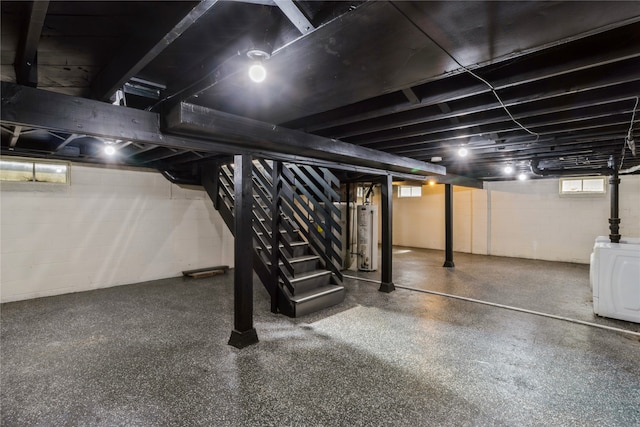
<box><xmin>255</xmin><ymin>229</ymin><xmax>300</xmax><ymax>242</ymax></box>
<box><xmin>268</xmin><ymin>254</ymin><xmax>320</xmax><ymax>275</ymax></box>
<box><xmin>285</xmin><ymin>269</ymin><xmax>332</xmax><ymax>293</ymax></box>
<box><xmin>264</xmin><ymin>241</ymin><xmax>309</xmax><ymax>257</ymax></box>
<box><xmin>288</xmin><ymin>284</ymin><xmax>345</xmax><ymax>317</ymax></box>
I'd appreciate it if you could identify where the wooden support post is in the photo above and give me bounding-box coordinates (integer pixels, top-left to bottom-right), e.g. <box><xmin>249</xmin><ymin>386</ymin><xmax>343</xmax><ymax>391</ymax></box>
<box><xmin>228</xmin><ymin>154</ymin><xmax>259</xmax><ymax>348</ymax></box>
<box><xmin>379</xmin><ymin>174</ymin><xmax>395</xmax><ymax>293</ymax></box>
<box><xmin>443</xmin><ymin>183</ymin><xmax>455</xmax><ymax>268</ymax></box>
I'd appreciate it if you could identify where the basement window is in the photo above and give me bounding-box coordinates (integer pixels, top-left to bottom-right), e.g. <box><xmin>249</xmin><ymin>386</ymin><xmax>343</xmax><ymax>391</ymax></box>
<box><xmin>397</xmin><ymin>185</ymin><xmax>422</xmax><ymax>198</ymax></box>
<box><xmin>559</xmin><ymin>177</ymin><xmax>606</xmax><ymax>195</ymax></box>
<box><xmin>0</xmin><ymin>159</ymin><xmax>69</xmax><ymax>184</ymax></box>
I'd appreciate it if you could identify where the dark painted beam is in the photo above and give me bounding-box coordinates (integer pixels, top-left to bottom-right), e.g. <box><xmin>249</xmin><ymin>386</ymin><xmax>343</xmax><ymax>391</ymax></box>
<box><xmin>443</xmin><ymin>183</ymin><xmax>455</xmax><ymax>268</ymax></box>
<box><xmin>90</xmin><ymin>0</ymin><xmax>220</xmax><ymax>101</ymax></box>
<box><xmin>358</xmin><ymin>100</ymin><xmax>639</xmax><ymax>150</ymax></box>
<box><xmin>336</xmin><ymin>78</ymin><xmax>640</xmax><ymax>141</ymax></box>
<box><xmin>1</xmin><ymin>82</ymin><xmax>449</xmax><ymax>181</ymax></box>
<box><xmin>14</xmin><ymin>0</ymin><xmax>49</xmax><ymax>87</ymax></box>
<box><xmin>166</xmin><ymin>102</ymin><xmax>445</xmax><ymax>177</ymax></box>
<box><xmin>298</xmin><ymin>46</ymin><xmax>640</xmax><ymax>134</ymax></box>
<box><xmin>379</xmin><ymin>174</ymin><xmax>395</xmax><ymax>293</ymax></box>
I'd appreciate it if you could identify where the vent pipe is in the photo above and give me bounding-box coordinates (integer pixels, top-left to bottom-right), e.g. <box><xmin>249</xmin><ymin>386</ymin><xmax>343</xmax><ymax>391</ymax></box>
<box><xmin>608</xmin><ymin>157</ymin><xmax>621</xmax><ymax>243</ymax></box>
<box><xmin>529</xmin><ymin>159</ymin><xmax>622</xmax><ymax>244</ymax></box>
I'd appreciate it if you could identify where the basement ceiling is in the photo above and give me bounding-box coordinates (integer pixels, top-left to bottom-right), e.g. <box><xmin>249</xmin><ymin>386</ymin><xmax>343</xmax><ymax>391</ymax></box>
<box><xmin>1</xmin><ymin>0</ymin><xmax>639</xmax><ymax>182</ymax></box>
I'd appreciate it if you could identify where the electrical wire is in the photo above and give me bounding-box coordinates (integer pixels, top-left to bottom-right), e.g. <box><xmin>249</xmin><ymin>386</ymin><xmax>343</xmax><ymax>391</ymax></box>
<box><xmin>388</xmin><ymin>1</ymin><xmax>539</xmax><ymax>138</ymax></box>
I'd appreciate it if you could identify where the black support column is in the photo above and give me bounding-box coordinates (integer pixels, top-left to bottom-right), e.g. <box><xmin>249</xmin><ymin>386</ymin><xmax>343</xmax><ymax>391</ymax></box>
<box><xmin>228</xmin><ymin>154</ymin><xmax>259</xmax><ymax>349</ymax></box>
<box><xmin>443</xmin><ymin>183</ymin><xmax>455</xmax><ymax>268</ymax></box>
<box><xmin>609</xmin><ymin>169</ymin><xmax>621</xmax><ymax>243</ymax></box>
<box><xmin>379</xmin><ymin>174</ymin><xmax>395</xmax><ymax>293</ymax></box>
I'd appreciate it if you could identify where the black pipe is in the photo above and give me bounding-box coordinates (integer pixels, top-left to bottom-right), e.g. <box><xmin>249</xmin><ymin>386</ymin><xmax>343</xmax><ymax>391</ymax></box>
<box><xmin>529</xmin><ymin>160</ymin><xmax>614</xmax><ymax>177</ymax></box>
<box><xmin>609</xmin><ymin>167</ymin><xmax>621</xmax><ymax>243</ymax></box>
<box><xmin>159</xmin><ymin>169</ymin><xmax>201</xmax><ymax>186</ymax></box>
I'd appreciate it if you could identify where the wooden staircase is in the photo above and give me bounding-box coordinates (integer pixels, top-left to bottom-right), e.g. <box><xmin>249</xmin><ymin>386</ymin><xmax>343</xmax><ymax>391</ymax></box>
<box><xmin>202</xmin><ymin>158</ymin><xmax>345</xmax><ymax>317</ymax></box>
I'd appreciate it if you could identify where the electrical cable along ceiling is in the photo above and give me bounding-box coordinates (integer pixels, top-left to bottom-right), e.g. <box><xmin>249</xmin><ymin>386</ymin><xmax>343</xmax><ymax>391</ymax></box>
<box><xmin>1</xmin><ymin>1</ymin><xmax>639</xmax><ymax>182</ymax></box>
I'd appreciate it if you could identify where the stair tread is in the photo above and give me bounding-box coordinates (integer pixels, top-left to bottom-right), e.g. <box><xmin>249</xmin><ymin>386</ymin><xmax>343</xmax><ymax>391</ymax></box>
<box><xmin>267</xmin><ymin>254</ymin><xmax>320</xmax><ymax>267</ymax></box>
<box><xmin>289</xmin><ymin>284</ymin><xmax>344</xmax><ymax>304</ymax></box>
<box><xmin>288</xmin><ymin>269</ymin><xmax>332</xmax><ymax>283</ymax></box>
<box><xmin>265</xmin><ymin>241</ymin><xmax>308</xmax><ymax>250</ymax></box>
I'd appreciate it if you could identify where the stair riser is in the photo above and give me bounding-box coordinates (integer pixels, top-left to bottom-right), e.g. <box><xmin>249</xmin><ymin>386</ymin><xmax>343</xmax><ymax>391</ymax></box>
<box><xmin>294</xmin><ymin>288</ymin><xmax>345</xmax><ymax>317</ymax></box>
<box><xmin>291</xmin><ymin>273</ymin><xmax>332</xmax><ymax>294</ymax></box>
<box><xmin>287</xmin><ymin>245</ymin><xmax>308</xmax><ymax>258</ymax></box>
<box><xmin>288</xmin><ymin>258</ymin><xmax>319</xmax><ymax>274</ymax></box>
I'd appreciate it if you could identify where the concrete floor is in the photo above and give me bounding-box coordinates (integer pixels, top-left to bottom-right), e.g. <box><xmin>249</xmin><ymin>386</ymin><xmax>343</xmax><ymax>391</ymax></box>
<box><xmin>2</xmin><ymin>248</ymin><xmax>639</xmax><ymax>426</ymax></box>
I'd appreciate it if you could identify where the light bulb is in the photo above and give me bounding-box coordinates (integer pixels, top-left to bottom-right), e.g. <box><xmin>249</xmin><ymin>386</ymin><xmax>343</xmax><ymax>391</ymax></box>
<box><xmin>504</xmin><ymin>165</ymin><xmax>513</xmax><ymax>174</ymax></box>
<box><xmin>458</xmin><ymin>147</ymin><xmax>468</xmax><ymax>157</ymax></box>
<box><xmin>104</xmin><ymin>146</ymin><xmax>116</xmax><ymax>155</ymax></box>
<box><xmin>518</xmin><ymin>173</ymin><xmax>527</xmax><ymax>181</ymax></box>
<box><xmin>249</xmin><ymin>64</ymin><xmax>266</xmax><ymax>83</ymax></box>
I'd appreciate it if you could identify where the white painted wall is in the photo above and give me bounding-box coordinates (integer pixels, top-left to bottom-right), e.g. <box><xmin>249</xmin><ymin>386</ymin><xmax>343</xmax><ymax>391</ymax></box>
<box><xmin>1</xmin><ymin>164</ymin><xmax>233</xmax><ymax>303</ymax></box>
<box><xmin>390</xmin><ymin>175</ymin><xmax>640</xmax><ymax>264</ymax></box>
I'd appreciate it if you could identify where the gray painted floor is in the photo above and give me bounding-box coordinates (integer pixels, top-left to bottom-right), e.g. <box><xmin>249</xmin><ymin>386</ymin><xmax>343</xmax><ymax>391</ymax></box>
<box><xmin>2</xmin><ymin>248</ymin><xmax>639</xmax><ymax>426</ymax></box>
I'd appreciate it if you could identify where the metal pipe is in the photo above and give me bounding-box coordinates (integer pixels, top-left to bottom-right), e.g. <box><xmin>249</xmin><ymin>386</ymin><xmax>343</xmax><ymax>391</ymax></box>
<box><xmin>609</xmin><ymin>163</ymin><xmax>621</xmax><ymax>243</ymax></box>
<box><xmin>529</xmin><ymin>159</ymin><xmax>615</xmax><ymax>177</ymax></box>
<box><xmin>159</xmin><ymin>169</ymin><xmax>201</xmax><ymax>186</ymax></box>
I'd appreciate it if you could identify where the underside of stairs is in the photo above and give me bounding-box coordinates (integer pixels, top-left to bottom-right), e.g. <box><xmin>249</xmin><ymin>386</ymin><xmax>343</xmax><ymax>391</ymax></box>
<box><xmin>201</xmin><ymin>157</ymin><xmax>345</xmax><ymax>318</ymax></box>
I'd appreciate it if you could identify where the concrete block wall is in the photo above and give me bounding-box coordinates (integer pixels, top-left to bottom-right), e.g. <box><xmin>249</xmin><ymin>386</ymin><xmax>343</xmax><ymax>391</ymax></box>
<box><xmin>390</xmin><ymin>175</ymin><xmax>640</xmax><ymax>264</ymax></box>
<box><xmin>1</xmin><ymin>164</ymin><xmax>233</xmax><ymax>303</ymax></box>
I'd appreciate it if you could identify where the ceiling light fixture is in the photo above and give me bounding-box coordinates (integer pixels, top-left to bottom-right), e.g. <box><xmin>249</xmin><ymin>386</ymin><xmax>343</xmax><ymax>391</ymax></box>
<box><xmin>104</xmin><ymin>145</ymin><xmax>116</xmax><ymax>156</ymax></box>
<box><xmin>504</xmin><ymin>165</ymin><xmax>514</xmax><ymax>174</ymax></box>
<box><xmin>458</xmin><ymin>147</ymin><xmax>468</xmax><ymax>157</ymax></box>
<box><xmin>247</xmin><ymin>49</ymin><xmax>270</xmax><ymax>83</ymax></box>
<box><xmin>518</xmin><ymin>173</ymin><xmax>527</xmax><ymax>181</ymax></box>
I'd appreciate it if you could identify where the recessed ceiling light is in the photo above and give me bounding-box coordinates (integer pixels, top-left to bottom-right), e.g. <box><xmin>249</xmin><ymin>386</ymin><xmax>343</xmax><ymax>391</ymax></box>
<box><xmin>458</xmin><ymin>147</ymin><xmax>468</xmax><ymax>157</ymax></box>
<box><xmin>248</xmin><ymin>63</ymin><xmax>266</xmax><ymax>83</ymax></box>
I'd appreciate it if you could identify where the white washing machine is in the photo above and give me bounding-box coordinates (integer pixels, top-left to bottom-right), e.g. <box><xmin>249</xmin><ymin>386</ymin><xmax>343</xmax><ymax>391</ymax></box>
<box><xmin>590</xmin><ymin>236</ymin><xmax>640</xmax><ymax>323</ymax></box>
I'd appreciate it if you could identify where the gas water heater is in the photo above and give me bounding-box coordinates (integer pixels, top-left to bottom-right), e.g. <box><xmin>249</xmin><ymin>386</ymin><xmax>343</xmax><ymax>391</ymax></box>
<box><xmin>357</xmin><ymin>205</ymin><xmax>378</xmax><ymax>271</ymax></box>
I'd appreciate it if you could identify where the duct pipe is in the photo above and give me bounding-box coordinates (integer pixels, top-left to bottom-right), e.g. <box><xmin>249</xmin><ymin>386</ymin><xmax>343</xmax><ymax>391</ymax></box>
<box><xmin>160</xmin><ymin>169</ymin><xmax>201</xmax><ymax>186</ymax></box>
<box><xmin>529</xmin><ymin>160</ymin><xmax>615</xmax><ymax>177</ymax></box>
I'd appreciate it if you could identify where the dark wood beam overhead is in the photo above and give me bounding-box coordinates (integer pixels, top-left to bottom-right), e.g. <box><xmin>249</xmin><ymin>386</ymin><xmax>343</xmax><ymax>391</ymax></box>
<box><xmin>165</xmin><ymin>101</ymin><xmax>445</xmax><ymax>177</ymax></box>
<box><xmin>1</xmin><ymin>82</ymin><xmax>446</xmax><ymax>179</ymax></box>
<box><xmin>90</xmin><ymin>0</ymin><xmax>220</xmax><ymax>102</ymax></box>
<box><xmin>296</xmin><ymin>42</ymin><xmax>640</xmax><ymax>134</ymax></box>
<box><xmin>14</xmin><ymin>0</ymin><xmax>49</xmax><ymax>87</ymax></box>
